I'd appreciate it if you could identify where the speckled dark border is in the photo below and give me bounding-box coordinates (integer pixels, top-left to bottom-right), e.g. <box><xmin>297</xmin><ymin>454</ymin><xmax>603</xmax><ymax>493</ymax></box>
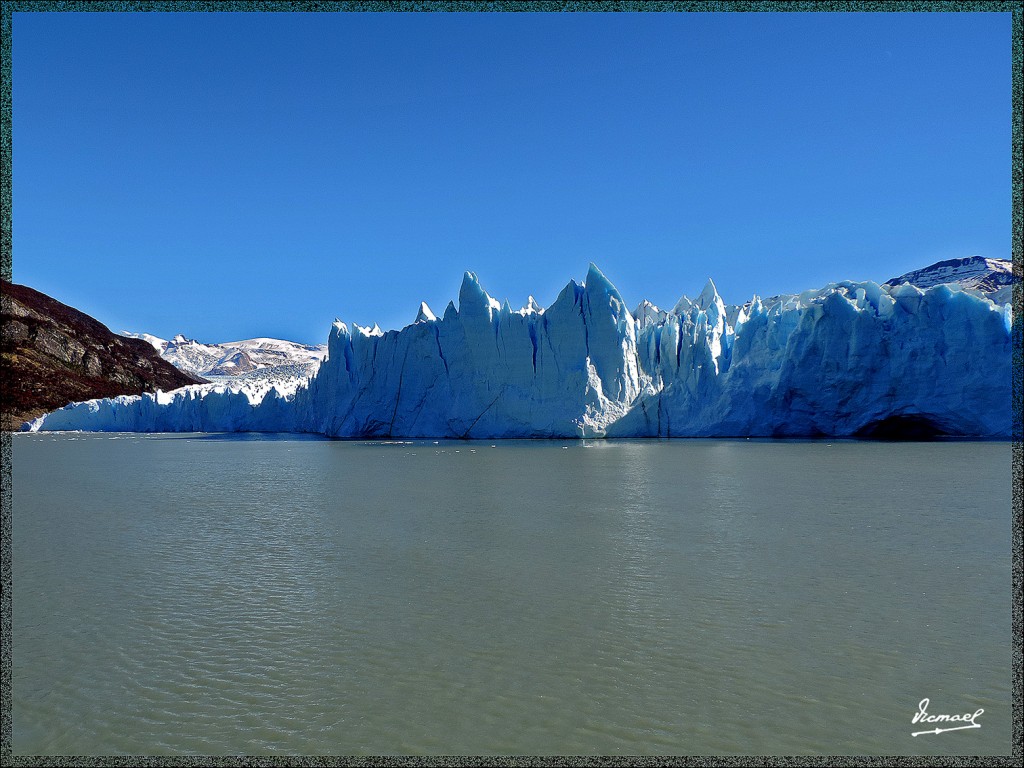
<box><xmin>0</xmin><ymin>2</ymin><xmax>1020</xmax><ymax>766</ymax></box>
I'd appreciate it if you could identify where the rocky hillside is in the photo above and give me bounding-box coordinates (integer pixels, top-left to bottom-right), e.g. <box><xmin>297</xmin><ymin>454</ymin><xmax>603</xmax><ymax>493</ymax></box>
<box><xmin>1</xmin><ymin>280</ymin><xmax>206</xmax><ymax>430</ymax></box>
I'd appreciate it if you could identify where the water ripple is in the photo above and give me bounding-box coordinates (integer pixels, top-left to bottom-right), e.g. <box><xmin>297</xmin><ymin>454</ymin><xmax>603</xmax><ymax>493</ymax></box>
<box><xmin>13</xmin><ymin>435</ymin><xmax>1013</xmax><ymax>756</ymax></box>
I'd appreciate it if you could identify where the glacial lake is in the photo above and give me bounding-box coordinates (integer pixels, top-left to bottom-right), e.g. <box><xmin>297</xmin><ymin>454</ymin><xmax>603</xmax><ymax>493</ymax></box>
<box><xmin>11</xmin><ymin>433</ymin><xmax>1012</xmax><ymax>756</ymax></box>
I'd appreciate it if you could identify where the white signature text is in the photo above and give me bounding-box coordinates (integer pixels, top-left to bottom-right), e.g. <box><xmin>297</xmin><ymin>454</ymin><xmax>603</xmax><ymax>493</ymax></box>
<box><xmin>911</xmin><ymin>698</ymin><xmax>984</xmax><ymax>737</ymax></box>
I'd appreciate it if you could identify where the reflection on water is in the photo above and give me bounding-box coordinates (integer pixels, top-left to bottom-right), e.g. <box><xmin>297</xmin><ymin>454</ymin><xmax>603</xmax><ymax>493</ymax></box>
<box><xmin>13</xmin><ymin>434</ymin><xmax>1011</xmax><ymax>755</ymax></box>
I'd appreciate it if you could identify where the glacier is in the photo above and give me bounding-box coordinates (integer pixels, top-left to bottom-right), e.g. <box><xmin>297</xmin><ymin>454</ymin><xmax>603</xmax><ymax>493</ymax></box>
<box><xmin>25</xmin><ymin>264</ymin><xmax>1014</xmax><ymax>438</ymax></box>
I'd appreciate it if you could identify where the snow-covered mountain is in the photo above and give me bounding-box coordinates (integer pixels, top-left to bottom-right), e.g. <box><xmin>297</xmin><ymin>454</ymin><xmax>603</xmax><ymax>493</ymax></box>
<box><xmin>33</xmin><ymin>260</ymin><xmax>1013</xmax><ymax>438</ymax></box>
<box><xmin>885</xmin><ymin>255</ymin><xmax>1015</xmax><ymax>296</ymax></box>
<box><xmin>120</xmin><ymin>332</ymin><xmax>327</xmax><ymax>384</ymax></box>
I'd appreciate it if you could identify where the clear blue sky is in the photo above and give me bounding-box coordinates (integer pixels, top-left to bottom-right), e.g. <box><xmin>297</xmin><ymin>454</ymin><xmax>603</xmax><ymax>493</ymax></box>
<box><xmin>13</xmin><ymin>10</ymin><xmax>1011</xmax><ymax>345</ymax></box>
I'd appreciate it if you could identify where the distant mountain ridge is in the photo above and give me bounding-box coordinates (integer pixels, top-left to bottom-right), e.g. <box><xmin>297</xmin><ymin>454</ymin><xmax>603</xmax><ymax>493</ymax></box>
<box><xmin>885</xmin><ymin>256</ymin><xmax>1015</xmax><ymax>294</ymax></box>
<box><xmin>121</xmin><ymin>331</ymin><xmax>327</xmax><ymax>384</ymax></box>
<box><xmin>1</xmin><ymin>280</ymin><xmax>205</xmax><ymax>430</ymax></box>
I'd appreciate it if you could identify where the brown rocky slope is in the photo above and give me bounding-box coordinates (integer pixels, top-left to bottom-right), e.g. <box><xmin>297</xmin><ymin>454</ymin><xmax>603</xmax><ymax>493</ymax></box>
<box><xmin>1</xmin><ymin>280</ymin><xmax>206</xmax><ymax>430</ymax></box>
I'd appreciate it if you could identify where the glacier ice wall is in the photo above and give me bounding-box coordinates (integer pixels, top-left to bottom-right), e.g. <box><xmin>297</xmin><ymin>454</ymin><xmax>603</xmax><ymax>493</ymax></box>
<box><xmin>27</xmin><ymin>264</ymin><xmax>1014</xmax><ymax>438</ymax></box>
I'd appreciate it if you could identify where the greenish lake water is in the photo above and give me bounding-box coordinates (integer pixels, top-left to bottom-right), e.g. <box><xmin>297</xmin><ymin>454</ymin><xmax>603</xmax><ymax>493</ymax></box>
<box><xmin>12</xmin><ymin>434</ymin><xmax>1012</xmax><ymax>755</ymax></box>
